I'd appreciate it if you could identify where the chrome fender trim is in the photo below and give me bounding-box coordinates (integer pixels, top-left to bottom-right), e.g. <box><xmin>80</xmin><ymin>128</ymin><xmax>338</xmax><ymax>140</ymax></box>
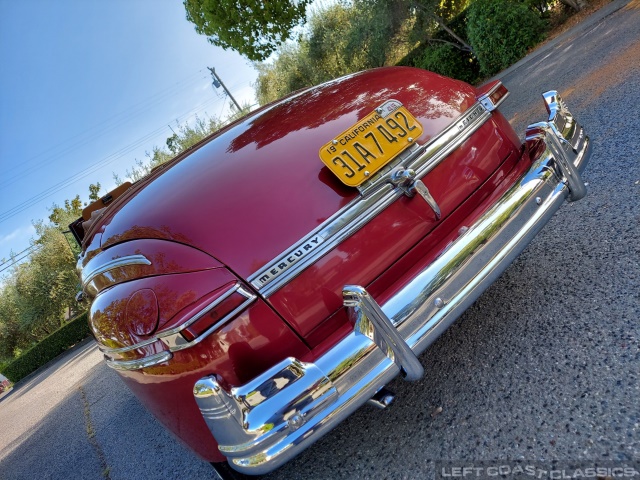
<box><xmin>102</xmin><ymin>284</ymin><xmax>256</xmax><ymax>371</ymax></box>
<box><xmin>81</xmin><ymin>254</ymin><xmax>151</xmax><ymax>292</ymax></box>
<box><xmin>195</xmin><ymin>92</ymin><xmax>591</xmax><ymax>475</ymax></box>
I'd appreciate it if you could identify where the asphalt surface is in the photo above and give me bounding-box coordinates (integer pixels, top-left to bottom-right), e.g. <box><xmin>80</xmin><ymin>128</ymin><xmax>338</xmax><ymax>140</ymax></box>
<box><xmin>1</xmin><ymin>3</ymin><xmax>638</xmax><ymax>479</ymax></box>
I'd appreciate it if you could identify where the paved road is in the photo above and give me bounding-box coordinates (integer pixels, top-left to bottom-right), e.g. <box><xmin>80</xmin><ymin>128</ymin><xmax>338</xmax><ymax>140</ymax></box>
<box><xmin>1</xmin><ymin>3</ymin><xmax>638</xmax><ymax>479</ymax></box>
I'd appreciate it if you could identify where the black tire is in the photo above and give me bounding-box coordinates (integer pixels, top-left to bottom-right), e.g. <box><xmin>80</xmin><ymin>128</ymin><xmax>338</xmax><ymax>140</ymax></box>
<box><xmin>211</xmin><ymin>461</ymin><xmax>260</xmax><ymax>480</ymax></box>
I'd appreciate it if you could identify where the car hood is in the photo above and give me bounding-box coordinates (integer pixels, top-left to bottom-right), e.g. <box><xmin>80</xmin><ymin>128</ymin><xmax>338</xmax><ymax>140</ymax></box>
<box><xmin>91</xmin><ymin>67</ymin><xmax>477</xmax><ymax>279</ymax></box>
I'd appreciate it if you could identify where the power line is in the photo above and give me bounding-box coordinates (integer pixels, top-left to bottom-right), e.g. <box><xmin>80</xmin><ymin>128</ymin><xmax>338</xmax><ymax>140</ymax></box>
<box><xmin>226</xmin><ymin>79</ymin><xmax>254</xmax><ymax>91</ymax></box>
<box><xmin>3</xmin><ymin>70</ymin><xmax>207</xmax><ymax>177</ymax></box>
<box><xmin>0</xmin><ymin>246</ymin><xmax>42</xmax><ymax>274</ymax></box>
<box><xmin>0</xmin><ymin>244</ymin><xmax>40</xmax><ymax>268</ymax></box>
<box><xmin>1</xmin><ymin>71</ymin><xmax>212</xmax><ymax>189</ymax></box>
<box><xmin>2</xmin><ymin>70</ymin><xmax>211</xmax><ymax>182</ymax></box>
<box><xmin>0</xmin><ymin>95</ymin><xmax>224</xmax><ymax>224</ymax></box>
<box><xmin>0</xmin><ymin>69</ymin><xmax>251</xmax><ymax>225</ymax></box>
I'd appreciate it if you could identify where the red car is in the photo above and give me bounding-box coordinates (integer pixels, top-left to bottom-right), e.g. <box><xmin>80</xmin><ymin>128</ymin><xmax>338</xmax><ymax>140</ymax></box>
<box><xmin>71</xmin><ymin>67</ymin><xmax>590</xmax><ymax>477</ymax></box>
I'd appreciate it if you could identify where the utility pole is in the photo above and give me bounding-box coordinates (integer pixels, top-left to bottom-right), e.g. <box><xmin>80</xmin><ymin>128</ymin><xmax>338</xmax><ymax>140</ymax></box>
<box><xmin>208</xmin><ymin>67</ymin><xmax>242</xmax><ymax>112</ymax></box>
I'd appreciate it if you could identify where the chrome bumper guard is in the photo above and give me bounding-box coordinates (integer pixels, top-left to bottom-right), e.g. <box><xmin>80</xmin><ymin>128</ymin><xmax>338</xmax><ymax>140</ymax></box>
<box><xmin>193</xmin><ymin>91</ymin><xmax>591</xmax><ymax>475</ymax></box>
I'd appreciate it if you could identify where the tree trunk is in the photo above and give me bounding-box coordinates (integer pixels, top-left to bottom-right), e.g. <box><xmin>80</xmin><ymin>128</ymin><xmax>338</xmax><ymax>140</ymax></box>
<box><xmin>411</xmin><ymin>3</ymin><xmax>475</xmax><ymax>54</ymax></box>
<box><xmin>427</xmin><ymin>38</ymin><xmax>472</xmax><ymax>51</ymax></box>
<box><xmin>430</xmin><ymin>13</ymin><xmax>474</xmax><ymax>53</ymax></box>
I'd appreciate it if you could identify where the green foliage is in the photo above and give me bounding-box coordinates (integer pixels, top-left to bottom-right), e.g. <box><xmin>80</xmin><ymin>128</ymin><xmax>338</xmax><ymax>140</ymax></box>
<box><xmin>307</xmin><ymin>4</ymin><xmax>358</xmax><ymax>79</ymax></box>
<box><xmin>48</xmin><ymin>195</ymin><xmax>83</xmax><ymax>228</ymax></box>
<box><xmin>432</xmin><ymin>0</ymin><xmax>472</xmax><ymax>21</ymax></box>
<box><xmin>444</xmin><ymin>8</ymin><xmax>471</xmax><ymax>41</ymax></box>
<box><xmin>165</xmin><ymin>116</ymin><xmax>224</xmax><ymax>155</ymax></box>
<box><xmin>88</xmin><ymin>183</ymin><xmax>101</xmax><ymax>203</ymax></box>
<box><xmin>415</xmin><ymin>43</ymin><xmax>479</xmax><ymax>83</ymax></box>
<box><xmin>410</xmin><ymin>7</ymin><xmax>480</xmax><ymax>83</ymax></box>
<box><xmin>0</xmin><ymin>183</ymin><xmax>98</xmax><ymax>360</ymax></box>
<box><xmin>184</xmin><ymin>0</ymin><xmax>312</xmax><ymax>61</ymax></box>
<box><xmin>250</xmin><ymin>0</ymin><xmax>555</xmax><ymax>102</ymax></box>
<box><xmin>466</xmin><ymin>0</ymin><xmax>548</xmax><ymax>75</ymax></box>
<box><xmin>48</xmin><ymin>182</ymin><xmax>101</xmax><ymax>231</ymax></box>
<box><xmin>0</xmin><ymin>223</ymin><xmax>80</xmax><ymax>360</ymax></box>
<box><xmin>408</xmin><ymin>0</ymin><xmax>474</xmax><ymax>52</ymax></box>
<box><xmin>1</xmin><ymin>312</ymin><xmax>90</xmax><ymax>383</ymax></box>
<box><xmin>0</xmin><ymin>280</ymin><xmax>21</xmax><ymax>359</ymax></box>
<box><xmin>255</xmin><ymin>1</ymin><xmax>417</xmax><ymax>105</ymax></box>
<box><xmin>255</xmin><ymin>42</ymin><xmax>314</xmax><ymax>106</ymax></box>
<box><xmin>344</xmin><ymin>0</ymin><xmax>411</xmax><ymax>69</ymax></box>
<box><xmin>12</xmin><ymin>225</ymin><xmax>79</xmax><ymax>338</ymax></box>
<box><xmin>115</xmin><ymin>115</ymin><xmax>231</xmax><ymax>184</ymax></box>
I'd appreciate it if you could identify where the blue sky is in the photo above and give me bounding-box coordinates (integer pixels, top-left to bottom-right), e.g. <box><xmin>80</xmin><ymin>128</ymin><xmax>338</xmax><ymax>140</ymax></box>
<box><xmin>0</xmin><ymin>0</ymin><xmax>258</xmax><ymax>268</ymax></box>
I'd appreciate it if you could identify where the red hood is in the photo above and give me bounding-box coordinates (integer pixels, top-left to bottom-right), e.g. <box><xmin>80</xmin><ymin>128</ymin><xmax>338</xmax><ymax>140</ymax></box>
<box><xmin>92</xmin><ymin>67</ymin><xmax>477</xmax><ymax>278</ymax></box>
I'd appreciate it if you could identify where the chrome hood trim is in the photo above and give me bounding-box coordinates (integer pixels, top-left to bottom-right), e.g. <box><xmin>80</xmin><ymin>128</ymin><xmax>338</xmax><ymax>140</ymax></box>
<box><xmin>81</xmin><ymin>254</ymin><xmax>151</xmax><ymax>290</ymax></box>
<box><xmin>249</xmin><ymin>102</ymin><xmax>491</xmax><ymax>297</ymax></box>
<box><xmin>101</xmin><ymin>283</ymin><xmax>257</xmax><ymax>371</ymax></box>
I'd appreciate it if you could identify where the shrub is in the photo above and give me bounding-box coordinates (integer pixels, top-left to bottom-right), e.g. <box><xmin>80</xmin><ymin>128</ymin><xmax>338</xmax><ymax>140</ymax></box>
<box><xmin>0</xmin><ymin>312</ymin><xmax>90</xmax><ymax>383</ymax></box>
<box><xmin>415</xmin><ymin>43</ymin><xmax>480</xmax><ymax>84</ymax></box>
<box><xmin>467</xmin><ymin>0</ymin><xmax>548</xmax><ymax>76</ymax></box>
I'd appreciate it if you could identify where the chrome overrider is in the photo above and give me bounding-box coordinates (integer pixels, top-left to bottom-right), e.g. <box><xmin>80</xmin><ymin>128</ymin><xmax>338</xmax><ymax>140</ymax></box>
<box><xmin>193</xmin><ymin>91</ymin><xmax>591</xmax><ymax>475</ymax></box>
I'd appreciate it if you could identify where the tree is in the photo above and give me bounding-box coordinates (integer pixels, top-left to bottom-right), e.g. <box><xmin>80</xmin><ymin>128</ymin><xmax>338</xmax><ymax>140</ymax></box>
<box><xmin>0</xmin><ymin>279</ymin><xmax>21</xmax><ymax>358</ymax></box>
<box><xmin>0</xmin><ymin>223</ymin><xmax>78</xmax><ymax>359</ymax></box>
<box><xmin>113</xmin><ymin>113</ymin><xmax>250</xmax><ymax>185</ymax></box>
<box><xmin>467</xmin><ymin>0</ymin><xmax>547</xmax><ymax>75</ymax></box>
<box><xmin>48</xmin><ymin>182</ymin><xmax>101</xmax><ymax>229</ymax></box>
<box><xmin>347</xmin><ymin>0</ymin><xmax>414</xmax><ymax>66</ymax></box>
<box><xmin>48</xmin><ymin>195</ymin><xmax>83</xmax><ymax>229</ymax></box>
<box><xmin>12</xmin><ymin>222</ymin><xmax>79</xmax><ymax>338</ymax></box>
<box><xmin>165</xmin><ymin>115</ymin><xmax>225</xmax><ymax>155</ymax></box>
<box><xmin>0</xmin><ymin>183</ymin><xmax>102</xmax><ymax>360</ymax></box>
<box><xmin>255</xmin><ymin>41</ymin><xmax>314</xmax><ymax>105</ymax></box>
<box><xmin>255</xmin><ymin>1</ymin><xmax>417</xmax><ymax>105</ymax></box>
<box><xmin>406</xmin><ymin>0</ymin><xmax>474</xmax><ymax>53</ymax></box>
<box><xmin>88</xmin><ymin>183</ymin><xmax>101</xmax><ymax>202</ymax></box>
<box><xmin>184</xmin><ymin>0</ymin><xmax>312</xmax><ymax>61</ymax></box>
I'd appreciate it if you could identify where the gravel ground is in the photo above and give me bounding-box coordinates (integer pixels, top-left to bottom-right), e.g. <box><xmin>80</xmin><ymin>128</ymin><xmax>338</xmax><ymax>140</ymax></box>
<box><xmin>1</xmin><ymin>3</ymin><xmax>638</xmax><ymax>479</ymax></box>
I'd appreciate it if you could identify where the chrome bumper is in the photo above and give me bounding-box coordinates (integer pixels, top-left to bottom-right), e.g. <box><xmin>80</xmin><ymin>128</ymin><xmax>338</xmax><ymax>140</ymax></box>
<box><xmin>193</xmin><ymin>91</ymin><xmax>591</xmax><ymax>475</ymax></box>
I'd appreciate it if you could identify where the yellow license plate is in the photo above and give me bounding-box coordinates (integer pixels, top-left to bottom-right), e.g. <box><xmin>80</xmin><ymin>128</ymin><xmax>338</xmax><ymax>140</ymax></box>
<box><xmin>319</xmin><ymin>100</ymin><xmax>423</xmax><ymax>187</ymax></box>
